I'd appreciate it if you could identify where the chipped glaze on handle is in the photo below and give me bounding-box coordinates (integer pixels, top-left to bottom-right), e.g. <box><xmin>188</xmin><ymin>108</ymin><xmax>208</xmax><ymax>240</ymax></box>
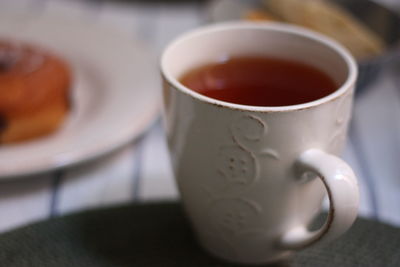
<box><xmin>279</xmin><ymin>149</ymin><xmax>359</xmax><ymax>249</ymax></box>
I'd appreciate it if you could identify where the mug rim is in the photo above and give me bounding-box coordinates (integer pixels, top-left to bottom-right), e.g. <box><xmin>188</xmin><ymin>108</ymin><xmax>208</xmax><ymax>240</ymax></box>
<box><xmin>161</xmin><ymin>22</ymin><xmax>358</xmax><ymax>112</ymax></box>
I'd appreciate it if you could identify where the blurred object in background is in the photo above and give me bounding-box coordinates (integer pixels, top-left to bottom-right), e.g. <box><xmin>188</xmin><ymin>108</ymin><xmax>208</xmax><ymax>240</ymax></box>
<box><xmin>0</xmin><ymin>40</ymin><xmax>71</xmax><ymax>145</ymax></box>
<box><xmin>208</xmin><ymin>0</ymin><xmax>400</xmax><ymax>95</ymax></box>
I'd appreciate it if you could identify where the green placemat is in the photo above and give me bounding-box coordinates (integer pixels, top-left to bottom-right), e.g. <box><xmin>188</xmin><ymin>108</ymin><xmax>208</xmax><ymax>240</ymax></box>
<box><xmin>0</xmin><ymin>202</ymin><xmax>399</xmax><ymax>266</ymax></box>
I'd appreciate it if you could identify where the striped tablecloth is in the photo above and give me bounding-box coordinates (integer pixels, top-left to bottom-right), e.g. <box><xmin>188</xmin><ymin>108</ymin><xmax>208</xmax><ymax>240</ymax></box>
<box><xmin>0</xmin><ymin>0</ymin><xmax>399</xmax><ymax>233</ymax></box>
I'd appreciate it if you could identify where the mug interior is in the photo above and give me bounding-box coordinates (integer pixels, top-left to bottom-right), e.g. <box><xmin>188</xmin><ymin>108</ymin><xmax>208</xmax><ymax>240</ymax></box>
<box><xmin>161</xmin><ymin>22</ymin><xmax>357</xmax><ymax>111</ymax></box>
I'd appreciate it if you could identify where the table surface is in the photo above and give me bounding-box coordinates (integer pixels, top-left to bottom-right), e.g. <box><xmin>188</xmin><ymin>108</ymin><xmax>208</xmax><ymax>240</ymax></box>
<box><xmin>0</xmin><ymin>0</ymin><xmax>399</xmax><ymax>233</ymax></box>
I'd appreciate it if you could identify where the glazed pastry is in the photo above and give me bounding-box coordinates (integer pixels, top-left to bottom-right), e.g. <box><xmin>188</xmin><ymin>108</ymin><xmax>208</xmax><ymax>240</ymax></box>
<box><xmin>0</xmin><ymin>40</ymin><xmax>71</xmax><ymax>144</ymax></box>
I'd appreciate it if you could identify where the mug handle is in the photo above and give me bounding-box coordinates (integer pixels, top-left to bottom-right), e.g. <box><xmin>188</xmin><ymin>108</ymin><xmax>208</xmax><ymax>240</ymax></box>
<box><xmin>279</xmin><ymin>149</ymin><xmax>359</xmax><ymax>249</ymax></box>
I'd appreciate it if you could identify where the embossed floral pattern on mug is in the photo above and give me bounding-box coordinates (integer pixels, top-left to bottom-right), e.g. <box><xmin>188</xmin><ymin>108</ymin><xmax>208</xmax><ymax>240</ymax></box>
<box><xmin>209</xmin><ymin>198</ymin><xmax>262</xmax><ymax>235</ymax></box>
<box><xmin>217</xmin><ymin>146</ymin><xmax>257</xmax><ymax>186</ymax></box>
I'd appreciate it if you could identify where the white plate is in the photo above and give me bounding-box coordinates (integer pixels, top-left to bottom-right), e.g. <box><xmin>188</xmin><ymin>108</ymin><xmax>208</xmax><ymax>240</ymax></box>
<box><xmin>0</xmin><ymin>10</ymin><xmax>160</xmax><ymax>178</ymax></box>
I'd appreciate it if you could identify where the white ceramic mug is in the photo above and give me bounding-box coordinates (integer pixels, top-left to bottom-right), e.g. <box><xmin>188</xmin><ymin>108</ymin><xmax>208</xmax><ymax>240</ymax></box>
<box><xmin>161</xmin><ymin>22</ymin><xmax>359</xmax><ymax>265</ymax></box>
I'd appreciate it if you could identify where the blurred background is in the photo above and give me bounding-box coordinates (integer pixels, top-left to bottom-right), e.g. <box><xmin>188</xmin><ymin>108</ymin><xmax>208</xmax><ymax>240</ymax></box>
<box><xmin>0</xmin><ymin>0</ymin><xmax>399</xmax><ymax>234</ymax></box>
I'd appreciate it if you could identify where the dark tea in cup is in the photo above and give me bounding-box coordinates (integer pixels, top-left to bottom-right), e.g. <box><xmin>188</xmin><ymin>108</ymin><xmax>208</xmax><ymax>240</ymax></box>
<box><xmin>180</xmin><ymin>56</ymin><xmax>337</xmax><ymax>106</ymax></box>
